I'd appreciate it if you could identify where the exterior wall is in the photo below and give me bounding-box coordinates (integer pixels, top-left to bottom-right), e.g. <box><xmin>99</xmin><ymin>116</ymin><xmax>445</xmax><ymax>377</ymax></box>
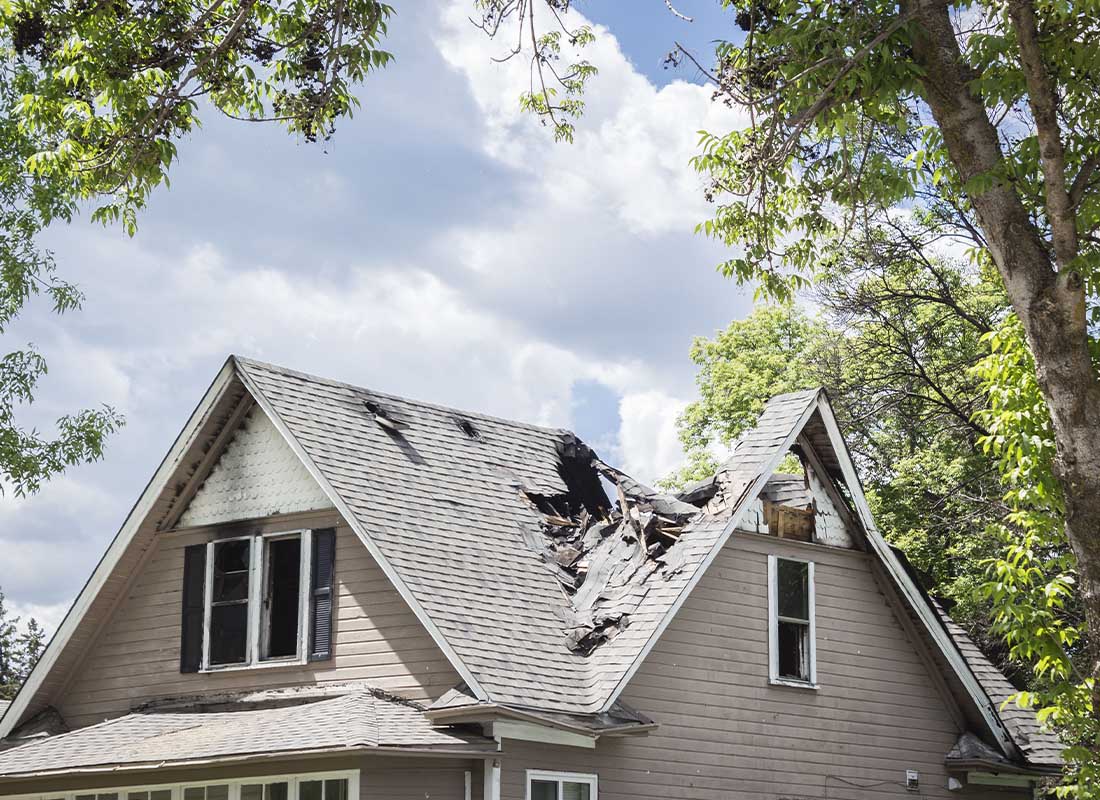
<box><xmin>179</xmin><ymin>409</ymin><xmax>332</xmax><ymax>528</ymax></box>
<box><xmin>0</xmin><ymin>754</ymin><xmax>481</xmax><ymax>800</ymax></box>
<box><xmin>497</xmin><ymin>532</ymin><xmax>1018</xmax><ymax>800</ymax></box>
<box><xmin>55</xmin><ymin>511</ymin><xmax>460</xmax><ymax>729</ymax></box>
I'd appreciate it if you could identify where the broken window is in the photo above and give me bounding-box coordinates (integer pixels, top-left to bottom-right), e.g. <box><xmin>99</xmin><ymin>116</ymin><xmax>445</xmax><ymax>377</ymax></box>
<box><xmin>769</xmin><ymin>555</ymin><xmax>816</xmax><ymax>685</ymax></box>
<box><xmin>527</xmin><ymin>772</ymin><xmax>596</xmax><ymax>800</ymax></box>
<box><xmin>203</xmin><ymin>532</ymin><xmax>309</xmax><ymax>668</ymax></box>
<box><xmin>262</xmin><ymin>535</ymin><xmax>302</xmax><ymax>659</ymax></box>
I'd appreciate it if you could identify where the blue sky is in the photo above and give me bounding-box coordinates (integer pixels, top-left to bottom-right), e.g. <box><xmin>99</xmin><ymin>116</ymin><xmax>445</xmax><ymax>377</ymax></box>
<box><xmin>0</xmin><ymin>1</ymin><xmax>752</xmax><ymax>631</ymax></box>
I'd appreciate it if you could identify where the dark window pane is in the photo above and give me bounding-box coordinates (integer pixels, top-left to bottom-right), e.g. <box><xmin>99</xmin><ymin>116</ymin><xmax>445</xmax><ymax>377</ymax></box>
<box><xmin>264</xmin><ymin>537</ymin><xmax>302</xmax><ymax>659</ymax></box>
<box><xmin>241</xmin><ymin>786</ymin><xmax>263</xmax><ymax>800</ymax></box>
<box><xmin>183</xmin><ymin>789</ymin><xmax>205</xmax><ymax>800</ymax></box>
<box><xmin>299</xmin><ymin>782</ymin><xmax>322</xmax><ymax>800</ymax></box>
<box><xmin>562</xmin><ymin>782</ymin><xmax>591</xmax><ymax>800</ymax></box>
<box><xmin>206</xmin><ymin>786</ymin><xmax>228</xmax><ymax>800</ymax></box>
<box><xmin>150</xmin><ymin>791</ymin><xmax>172</xmax><ymax>800</ymax></box>
<box><xmin>324</xmin><ymin>779</ymin><xmax>347</xmax><ymax>800</ymax></box>
<box><xmin>777</xmin><ymin>559</ymin><xmax>809</xmax><ymax>620</ymax></box>
<box><xmin>127</xmin><ymin>792</ymin><xmax>148</xmax><ymax>800</ymax></box>
<box><xmin>777</xmin><ymin>620</ymin><xmax>810</xmax><ymax>681</ymax></box>
<box><xmin>531</xmin><ymin>781</ymin><xmax>558</xmax><ymax>800</ymax></box>
<box><xmin>210</xmin><ymin>603</ymin><xmax>248</xmax><ymax>664</ymax></box>
<box><xmin>215</xmin><ymin>539</ymin><xmax>250</xmax><ymax>572</ymax></box>
<box><xmin>264</xmin><ymin>783</ymin><xmax>288</xmax><ymax>800</ymax></box>
<box><xmin>213</xmin><ymin>540</ymin><xmax>251</xmax><ymax>602</ymax></box>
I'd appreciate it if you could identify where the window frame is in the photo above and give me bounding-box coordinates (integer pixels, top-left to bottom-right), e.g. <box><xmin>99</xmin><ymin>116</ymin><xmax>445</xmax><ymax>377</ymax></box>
<box><xmin>767</xmin><ymin>553</ymin><xmax>817</xmax><ymax>689</ymax></box>
<box><xmin>525</xmin><ymin>770</ymin><xmax>598</xmax><ymax>800</ymax></box>
<box><xmin>201</xmin><ymin>528</ymin><xmax>313</xmax><ymax>671</ymax></box>
<box><xmin>4</xmin><ymin>770</ymin><xmax>359</xmax><ymax>800</ymax></box>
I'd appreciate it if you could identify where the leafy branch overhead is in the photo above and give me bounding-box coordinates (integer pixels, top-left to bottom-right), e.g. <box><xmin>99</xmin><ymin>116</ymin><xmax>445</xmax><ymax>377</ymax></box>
<box><xmin>0</xmin><ymin>0</ymin><xmax>395</xmax><ymax>493</ymax></box>
<box><xmin>472</xmin><ymin>0</ymin><xmax>597</xmax><ymax>142</ymax></box>
<box><xmin>8</xmin><ymin>0</ymin><xmax>395</xmax><ymax>230</ymax></box>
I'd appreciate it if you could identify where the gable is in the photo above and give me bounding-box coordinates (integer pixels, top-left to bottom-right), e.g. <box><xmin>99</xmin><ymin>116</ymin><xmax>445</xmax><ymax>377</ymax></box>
<box><xmin>178</xmin><ymin>408</ymin><xmax>332</xmax><ymax>527</ymax></box>
<box><xmin>1</xmin><ymin>360</ymin><xmax>465</xmax><ymax>739</ymax></box>
<box><xmin>53</xmin><ymin>514</ymin><xmax>461</xmax><ymax>729</ymax></box>
<box><xmin>616</xmin><ymin>531</ymin><xmax>967</xmax><ymax>796</ymax></box>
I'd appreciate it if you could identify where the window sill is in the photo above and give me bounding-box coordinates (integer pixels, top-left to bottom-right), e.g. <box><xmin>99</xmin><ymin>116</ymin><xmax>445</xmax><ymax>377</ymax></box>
<box><xmin>769</xmin><ymin>677</ymin><xmax>819</xmax><ymax>690</ymax></box>
<box><xmin>199</xmin><ymin>657</ymin><xmax>308</xmax><ymax>674</ymax></box>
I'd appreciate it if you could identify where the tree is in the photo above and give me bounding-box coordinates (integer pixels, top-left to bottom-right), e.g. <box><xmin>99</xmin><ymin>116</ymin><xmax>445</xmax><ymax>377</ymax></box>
<box><xmin>0</xmin><ymin>590</ymin><xmax>43</xmax><ymax>700</ymax></box>
<box><xmin>0</xmin><ymin>0</ymin><xmax>395</xmax><ymax>493</ymax></box>
<box><xmin>672</xmin><ymin>236</ymin><xmax>1023</xmax><ymax>656</ymax></box>
<box><xmin>671</xmin><ymin>2</ymin><xmax>1100</xmax><ymax>793</ymax></box>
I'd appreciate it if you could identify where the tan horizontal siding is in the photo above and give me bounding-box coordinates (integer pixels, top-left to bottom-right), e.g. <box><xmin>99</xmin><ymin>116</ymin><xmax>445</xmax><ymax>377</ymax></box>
<box><xmin>56</xmin><ymin>518</ymin><xmax>460</xmax><ymax>729</ymax></box>
<box><xmin>498</xmin><ymin>533</ymin><xmax>1023</xmax><ymax>800</ymax></box>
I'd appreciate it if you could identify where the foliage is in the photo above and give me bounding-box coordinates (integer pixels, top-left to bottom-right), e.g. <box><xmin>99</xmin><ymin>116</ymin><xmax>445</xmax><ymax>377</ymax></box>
<box><xmin>0</xmin><ymin>58</ymin><xmax>121</xmax><ymax>495</ymax></box>
<box><xmin>0</xmin><ymin>0</ymin><xmax>395</xmax><ymax>493</ymax></box>
<box><xmin>473</xmin><ymin>1</ymin><xmax>596</xmax><ymax>142</ymax></box>
<box><xmin>673</xmin><ymin>303</ymin><xmax>828</xmax><ymax>484</ymax></box>
<box><xmin>671</xmin><ymin>239</ymin><xmax>1018</xmax><ymax>644</ymax></box>
<box><xmin>0</xmin><ymin>589</ymin><xmax>45</xmax><ymax>701</ymax></box>
<box><xmin>976</xmin><ymin>317</ymin><xmax>1093</xmax><ymax>793</ymax></box>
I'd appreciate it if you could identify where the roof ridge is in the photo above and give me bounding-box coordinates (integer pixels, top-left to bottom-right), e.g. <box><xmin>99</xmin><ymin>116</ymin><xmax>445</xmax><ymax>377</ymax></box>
<box><xmin>233</xmin><ymin>355</ymin><xmax>573</xmax><ymax>438</ymax></box>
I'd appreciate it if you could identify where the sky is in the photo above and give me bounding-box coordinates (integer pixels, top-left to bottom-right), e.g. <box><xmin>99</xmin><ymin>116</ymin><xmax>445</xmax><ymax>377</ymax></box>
<box><xmin>0</xmin><ymin>0</ymin><xmax>752</xmax><ymax>633</ymax></box>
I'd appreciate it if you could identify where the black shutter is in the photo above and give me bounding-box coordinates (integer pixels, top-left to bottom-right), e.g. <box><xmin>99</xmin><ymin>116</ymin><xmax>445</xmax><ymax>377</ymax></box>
<box><xmin>180</xmin><ymin>544</ymin><xmax>207</xmax><ymax>673</ymax></box>
<box><xmin>309</xmin><ymin>528</ymin><xmax>336</xmax><ymax>661</ymax></box>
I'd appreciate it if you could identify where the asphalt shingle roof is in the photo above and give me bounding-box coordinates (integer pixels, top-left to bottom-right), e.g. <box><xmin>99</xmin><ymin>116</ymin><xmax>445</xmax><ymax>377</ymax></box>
<box><xmin>934</xmin><ymin>604</ymin><xmax>1063</xmax><ymax>767</ymax></box>
<box><xmin>0</xmin><ymin>692</ymin><xmax>493</xmax><ymax>777</ymax></box>
<box><xmin>237</xmin><ymin>360</ymin><xmax>822</xmax><ymax>714</ymax></box>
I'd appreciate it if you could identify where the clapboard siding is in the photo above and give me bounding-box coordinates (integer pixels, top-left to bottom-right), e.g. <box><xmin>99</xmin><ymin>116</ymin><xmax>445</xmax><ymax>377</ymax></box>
<box><xmin>55</xmin><ymin>514</ymin><xmax>460</xmax><ymax>729</ymax></box>
<box><xmin>497</xmin><ymin>532</ymin><xmax>1023</xmax><ymax>800</ymax></box>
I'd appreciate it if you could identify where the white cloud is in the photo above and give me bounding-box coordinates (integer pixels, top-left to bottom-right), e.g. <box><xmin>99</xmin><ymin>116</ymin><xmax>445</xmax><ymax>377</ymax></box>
<box><xmin>0</xmin><ymin>0</ymin><xmax>753</xmax><ymax>617</ymax></box>
<box><xmin>435</xmin><ymin>1</ymin><xmax>747</xmax><ymax>237</ymax></box>
<box><xmin>617</xmin><ymin>390</ymin><xmax>690</xmax><ymax>482</ymax></box>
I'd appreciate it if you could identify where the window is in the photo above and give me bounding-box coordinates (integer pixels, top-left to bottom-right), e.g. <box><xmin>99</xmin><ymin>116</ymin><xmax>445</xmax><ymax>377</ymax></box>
<box><xmin>526</xmin><ymin>771</ymin><xmax>597</xmax><ymax>800</ymax></box>
<box><xmin>203</xmin><ymin>531</ymin><xmax>311</xmax><ymax>669</ymax></box>
<box><xmin>13</xmin><ymin>773</ymin><xmax>357</xmax><ymax>800</ymax></box>
<box><xmin>768</xmin><ymin>555</ymin><xmax>816</xmax><ymax>687</ymax></box>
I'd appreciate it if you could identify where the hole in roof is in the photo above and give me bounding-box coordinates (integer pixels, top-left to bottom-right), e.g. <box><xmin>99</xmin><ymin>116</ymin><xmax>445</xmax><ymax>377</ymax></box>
<box><xmin>456</xmin><ymin>417</ymin><xmax>482</xmax><ymax>441</ymax></box>
<box><xmin>362</xmin><ymin>398</ymin><xmax>408</xmax><ymax>433</ymax></box>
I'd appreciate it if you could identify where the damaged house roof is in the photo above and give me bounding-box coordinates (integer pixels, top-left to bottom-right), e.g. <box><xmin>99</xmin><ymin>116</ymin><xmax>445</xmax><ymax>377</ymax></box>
<box><xmin>0</xmin><ymin>358</ymin><xmax>1062</xmax><ymax>773</ymax></box>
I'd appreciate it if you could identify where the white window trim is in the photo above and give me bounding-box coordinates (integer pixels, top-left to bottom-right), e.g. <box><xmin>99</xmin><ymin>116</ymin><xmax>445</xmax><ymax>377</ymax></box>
<box><xmin>525</xmin><ymin>770</ymin><xmax>598</xmax><ymax>800</ymax></box>
<box><xmin>3</xmin><ymin>770</ymin><xmax>359</xmax><ymax>800</ymax></box>
<box><xmin>767</xmin><ymin>553</ymin><xmax>817</xmax><ymax>689</ymax></box>
<box><xmin>201</xmin><ymin>528</ymin><xmax>313</xmax><ymax>672</ymax></box>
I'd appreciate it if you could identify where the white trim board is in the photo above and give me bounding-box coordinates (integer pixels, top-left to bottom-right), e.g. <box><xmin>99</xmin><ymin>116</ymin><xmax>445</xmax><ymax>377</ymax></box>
<box><xmin>813</xmin><ymin>397</ymin><xmax>1017</xmax><ymax>757</ymax></box>
<box><xmin>0</xmin><ymin>360</ymin><xmax>239</xmax><ymax>739</ymax></box>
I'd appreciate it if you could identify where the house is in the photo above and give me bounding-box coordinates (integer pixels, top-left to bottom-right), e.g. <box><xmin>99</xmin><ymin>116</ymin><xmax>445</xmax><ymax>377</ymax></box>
<box><xmin>0</xmin><ymin>356</ymin><xmax>1062</xmax><ymax>800</ymax></box>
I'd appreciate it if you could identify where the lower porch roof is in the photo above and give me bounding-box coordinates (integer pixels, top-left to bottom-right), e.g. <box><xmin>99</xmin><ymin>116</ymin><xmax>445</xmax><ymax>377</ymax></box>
<box><xmin>0</xmin><ymin>692</ymin><xmax>495</xmax><ymax>779</ymax></box>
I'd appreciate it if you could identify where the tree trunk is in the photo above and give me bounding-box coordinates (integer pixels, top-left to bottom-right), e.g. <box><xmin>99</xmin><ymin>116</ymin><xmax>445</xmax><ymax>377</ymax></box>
<box><xmin>901</xmin><ymin>0</ymin><xmax>1100</xmax><ymax>740</ymax></box>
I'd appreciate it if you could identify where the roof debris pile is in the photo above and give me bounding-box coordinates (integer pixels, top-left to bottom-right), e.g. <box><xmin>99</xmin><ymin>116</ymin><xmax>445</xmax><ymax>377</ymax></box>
<box><xmin>521</xmin><ymin>436</ymin><xmax>702</xmax><ymax>655</ymax></box>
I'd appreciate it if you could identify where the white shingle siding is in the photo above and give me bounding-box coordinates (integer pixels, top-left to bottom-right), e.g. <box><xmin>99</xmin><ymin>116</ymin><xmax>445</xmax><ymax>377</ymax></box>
<box><xmin>807</xmin><ymin>465</ymin><xmax>855</xmax><ymax>548</ymax></box>
<box><xmin>180</xmin><ymin>408</ymin><xmax>333</xmax><ymax>527</ymax></box>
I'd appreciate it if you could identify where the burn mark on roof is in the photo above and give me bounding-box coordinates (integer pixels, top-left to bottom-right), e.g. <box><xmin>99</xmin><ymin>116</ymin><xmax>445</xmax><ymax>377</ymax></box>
<box><xmin>455</xmin><ymin>417</ymin><xmax>483</xmax><ymax>441</ymax></box>
<box><xmin>362</xmin><ymin>396</ymin><xmax>425</xmax><ymax>465</ymax></box>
